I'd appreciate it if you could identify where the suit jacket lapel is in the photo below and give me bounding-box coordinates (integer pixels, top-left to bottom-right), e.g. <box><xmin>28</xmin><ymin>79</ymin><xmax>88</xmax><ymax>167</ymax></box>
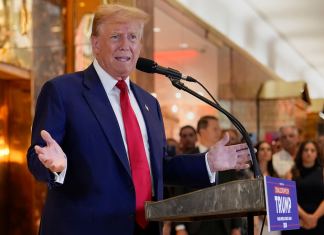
<box><xmin>82</xmin><ymin>64</ymin><xmax>131</xmax><ymax>177</ymax></box>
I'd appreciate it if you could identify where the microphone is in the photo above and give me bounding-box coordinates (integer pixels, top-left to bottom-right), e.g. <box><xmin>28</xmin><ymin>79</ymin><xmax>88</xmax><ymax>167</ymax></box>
<box><xmin>136</xmin><ymin>57</ymin><xmax>196</xmax><ymax>82</ymax></box>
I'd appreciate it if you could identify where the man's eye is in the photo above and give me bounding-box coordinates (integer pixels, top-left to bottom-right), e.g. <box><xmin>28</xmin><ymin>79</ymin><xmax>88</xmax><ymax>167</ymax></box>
<box><xmin>129</xmin><ymin>34</ymin><xmax>137</xmax><ymax>41</ymax></box>
<box><xmin>111</xmin><ymin>35</ymin><xmax>119</xmax><ymax>40</ymax></box>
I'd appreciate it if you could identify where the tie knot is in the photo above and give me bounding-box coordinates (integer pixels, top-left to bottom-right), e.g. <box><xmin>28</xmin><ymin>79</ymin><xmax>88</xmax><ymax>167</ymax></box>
<box><xmin>116</xmin><ymin>80</ymin><xmax>127</xmax><ymax>92</ymax></box>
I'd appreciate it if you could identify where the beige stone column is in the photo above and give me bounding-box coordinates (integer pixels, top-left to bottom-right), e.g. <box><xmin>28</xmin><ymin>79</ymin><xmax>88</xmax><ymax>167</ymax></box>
<box><xmin>31</xmin><ymin>0</ymin><xmax>65</xmax><ymax>107</ymax></box>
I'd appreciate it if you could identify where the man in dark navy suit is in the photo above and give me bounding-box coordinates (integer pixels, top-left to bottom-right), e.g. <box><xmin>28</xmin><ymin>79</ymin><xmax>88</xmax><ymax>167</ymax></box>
<box><xmin>27</xmin><ymin>4</ymin><xmax>251</xmax><ymax>235</ymax></box>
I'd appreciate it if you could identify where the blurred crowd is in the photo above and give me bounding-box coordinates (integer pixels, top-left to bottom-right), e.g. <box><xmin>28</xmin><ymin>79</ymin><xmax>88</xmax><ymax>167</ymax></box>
<box><xmin>163</xmin><ymin>116</ymin><xmax>324</xmax><ymax>235</ymax></box>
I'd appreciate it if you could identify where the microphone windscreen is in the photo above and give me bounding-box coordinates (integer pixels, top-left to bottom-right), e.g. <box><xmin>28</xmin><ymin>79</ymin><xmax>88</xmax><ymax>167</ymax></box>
<box><xmin>136</xmin><ymin>57</ymin><xmax>156</xmax><ymax>73</ymax></box>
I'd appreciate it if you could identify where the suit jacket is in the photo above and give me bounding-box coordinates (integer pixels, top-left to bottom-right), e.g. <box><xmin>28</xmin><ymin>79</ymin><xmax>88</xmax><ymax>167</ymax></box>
<box><xmin>27</xmin><ymin>64</ymin><xmax>211</xmax><ymax>235</ymax></box>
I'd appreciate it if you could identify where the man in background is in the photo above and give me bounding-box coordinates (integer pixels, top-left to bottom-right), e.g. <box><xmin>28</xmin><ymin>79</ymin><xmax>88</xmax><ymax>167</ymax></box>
<box><xmin>179</xmin><ymin>125</ymin><xmax>199</xmax><ymax>154</ymax></box>
<box><xmin>272</xmin><ymin>125</ymin><xmax>300</xmax><ymax>178</ymax></box>
<box><xmin>197</xmin><ymin>116</ymin><xmax>222</xmax><ymax>153</ymax></box>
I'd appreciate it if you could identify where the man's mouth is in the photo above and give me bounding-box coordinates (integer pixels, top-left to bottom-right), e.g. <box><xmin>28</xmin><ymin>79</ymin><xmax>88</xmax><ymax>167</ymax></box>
<box><xmin>115</xmin><ymin>56</ymin><xmax>131</xmax><ymax>62</ymax></box>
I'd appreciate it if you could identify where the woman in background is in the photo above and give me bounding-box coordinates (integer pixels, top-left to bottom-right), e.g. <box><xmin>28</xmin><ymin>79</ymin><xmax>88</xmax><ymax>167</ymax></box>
<box><xmin>254</xmin><ymin>141</ymin><xmax>280</xmax><ymax>235</ymax></box>
<box><xmin>256</xmin><ymin>141</ymin><xmax>277</xmax><ymax>177</ymax></box>
<box><xmin>283</xmin><ymin>140</ymin><xmax>324</xmax><ymax>235</ymax></box>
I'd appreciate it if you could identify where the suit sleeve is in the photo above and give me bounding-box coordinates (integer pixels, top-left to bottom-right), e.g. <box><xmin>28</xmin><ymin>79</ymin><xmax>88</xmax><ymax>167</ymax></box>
<box><xmin>27</xmin><ymin>80</ymin><xmax>66</xmax><ymax>186</ymax></box>
<box><xmin>163</xmin><ymin>154</ymin><xmax>211</xmax><ymax>188</ymax></box>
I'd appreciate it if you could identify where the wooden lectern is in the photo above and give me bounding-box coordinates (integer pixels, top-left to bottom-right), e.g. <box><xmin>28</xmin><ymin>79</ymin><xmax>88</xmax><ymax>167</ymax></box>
<box><xmin>145</xmin><ymin>178</ymin><xmax>267</xmax><ymax>235</ymax></box>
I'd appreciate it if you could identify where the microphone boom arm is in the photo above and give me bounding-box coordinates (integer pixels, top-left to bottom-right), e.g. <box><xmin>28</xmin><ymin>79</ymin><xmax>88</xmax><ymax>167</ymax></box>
<box><xmin>168</xmin><ymin>77</ymin><xmax>262</xmax><ymax>178</ymax></box>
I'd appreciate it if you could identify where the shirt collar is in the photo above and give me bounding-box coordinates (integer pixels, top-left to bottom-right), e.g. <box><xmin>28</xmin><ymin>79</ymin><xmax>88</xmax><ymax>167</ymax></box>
<box><xmin>93</xmin><ymin>59</ymin><xmax>131</xmax><ymax>93</ymax></box>
<box><xmin>198</xmin><ymin>144</ymin><xmax>209</xmax><ymax>153</ymax></box>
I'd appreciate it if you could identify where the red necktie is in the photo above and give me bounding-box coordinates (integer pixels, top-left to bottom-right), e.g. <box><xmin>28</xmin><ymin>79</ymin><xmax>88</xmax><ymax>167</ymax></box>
<box><xmin>116</xmin><ymin>80</ymin><xmax>152</xmax><ymax>228</ymax></box>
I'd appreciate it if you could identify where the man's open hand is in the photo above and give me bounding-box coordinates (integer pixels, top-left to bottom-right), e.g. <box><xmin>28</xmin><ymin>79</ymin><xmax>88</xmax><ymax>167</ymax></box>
<box><xmin>34</xmin><ymin>130</ymin><xmax>67</xmax><ymax>173</ymax></box>
<box><xmin>207</xmin><ymin>132</ymin><xmax>251</xmax><ymax>172</ymax></box>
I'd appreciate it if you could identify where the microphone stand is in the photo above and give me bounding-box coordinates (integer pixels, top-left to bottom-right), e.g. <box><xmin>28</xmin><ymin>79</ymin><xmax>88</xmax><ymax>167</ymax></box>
<box><xmin>169</xmin><ymin>77</ymin><xmax>262</xmax><ymax>235</ymax></box>
<box><xmin>169</xmin><ymin>77</ymin><xmax>262</xmax><ymax>178</ymax></box>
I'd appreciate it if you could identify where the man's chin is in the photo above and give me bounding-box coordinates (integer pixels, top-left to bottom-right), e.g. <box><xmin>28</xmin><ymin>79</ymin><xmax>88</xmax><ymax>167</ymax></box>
<box><xmin>117</xmin><ymin>72</ymin><xmax>132</xmax><ymax>79</ymax></box>
<box><xmin>113</xmin><ymin>66</ymin><xmax>132</xmax><ymax>76</ymax></box>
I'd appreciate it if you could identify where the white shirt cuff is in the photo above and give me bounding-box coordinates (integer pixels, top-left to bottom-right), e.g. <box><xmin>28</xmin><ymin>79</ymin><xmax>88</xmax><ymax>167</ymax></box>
<box><xmin>53</xmin><ymin>165</ymin><xmax>67</xmax><ymax>184</ymax></box>
<box><xmin>205</xmin><ymin>152</ymin><xmax>217</xmax><ymax>184</ymax></box>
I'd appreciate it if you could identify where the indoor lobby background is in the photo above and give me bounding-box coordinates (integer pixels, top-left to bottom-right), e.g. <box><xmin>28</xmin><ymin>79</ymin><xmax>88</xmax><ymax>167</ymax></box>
<box><xmin>1</xmin><ymin>0</ymin><xmax>324</xmax><ymax>234</ymax></box>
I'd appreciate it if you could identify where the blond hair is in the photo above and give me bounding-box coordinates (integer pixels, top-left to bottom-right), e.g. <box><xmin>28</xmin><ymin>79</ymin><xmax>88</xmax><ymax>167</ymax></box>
<box><xmin>91</xmin><ymin>4</ymin><xmax>149</xmax><ymax>37</ymax></box>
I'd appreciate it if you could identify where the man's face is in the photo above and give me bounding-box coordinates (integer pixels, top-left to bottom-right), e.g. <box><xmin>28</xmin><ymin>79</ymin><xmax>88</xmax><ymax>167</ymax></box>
<box><xmin>91</xmin><ymin>21</ymin><xmax>142</xmax><ymax>79</ymax></box>
<box><xmin>180</xmin><ymin>128</ymin><xmax>197</xmax><ymax>150</ymax></box>
<box><xmin>199</xmin><ymin>119</ymin><xmax>221</xmax><ymax>148</ymax></box>
<box><xmin>280</xmin><ymin>127</ymin><xmax>299</xmax><ymax>151</ymax></box>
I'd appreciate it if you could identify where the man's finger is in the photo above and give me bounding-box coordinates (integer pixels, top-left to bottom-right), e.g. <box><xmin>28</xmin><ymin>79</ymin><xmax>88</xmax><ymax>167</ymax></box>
<box><xmin>237</xmin><ymin>154</ymin><xmax>250</xmax><ymax>163</ymax></box>
<box><xmin>38</xmin><ymin>153</ymin><xmax>47</xmax><ymax>161</ymax></box>
<box><xmin>236</xmin><ymin>163</ymin><xmax>250</xmax><ymax>170</ymax></box>
<box><xmin>234</xmin><ymin>143</ymin><xmax>248</xmax><ymax>149</ymax></box>
<box><xmin>40</xmin><ymin>130</ymin><xmax>54</xmax><ymax>146</ymax></box>
<box><xmin>46</xmin><ymin>158</ymin><xmax>53</xmax><ymax>164</ymax></box>
<box><xmin>35</xmin><ymin>145</ymin><xmax>45</xmax><ymax>155</ymax></box>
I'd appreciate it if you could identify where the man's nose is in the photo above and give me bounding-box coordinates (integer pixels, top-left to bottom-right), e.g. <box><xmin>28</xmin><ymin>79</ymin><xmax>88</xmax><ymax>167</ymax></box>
<box><xmin>119</xmin><ymin>36</ymin><xmax>130</xmax><ymax>49</ymax></box>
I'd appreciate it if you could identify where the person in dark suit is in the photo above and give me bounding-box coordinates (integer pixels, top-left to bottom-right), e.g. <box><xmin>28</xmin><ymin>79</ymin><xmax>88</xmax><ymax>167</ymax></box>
<box><xmin>26</xmin><ymin>4</ymin><xmax>251</xmax><ymax>235</ymax></box>
<box><xmin>165</xmin><ymin>125</ymin><xmax>201</xmax><ymax>235</ymax></box>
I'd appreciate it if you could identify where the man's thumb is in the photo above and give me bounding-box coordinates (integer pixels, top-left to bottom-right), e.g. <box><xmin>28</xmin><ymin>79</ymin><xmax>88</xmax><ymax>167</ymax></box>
<box><xmin>218</xmin><ymin>132</ymin><xmax>230</xmax><ymax>146</ymax></box>
<box><xmin>40</xmin><ymin>130</ymin><xmax>54</xmax><ymax>145</ymax></box>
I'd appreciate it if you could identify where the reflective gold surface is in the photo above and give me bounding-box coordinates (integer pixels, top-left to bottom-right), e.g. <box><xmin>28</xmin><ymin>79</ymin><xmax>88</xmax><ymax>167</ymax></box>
<box><xmin>0</xmin><ymin>79</ymin><xmax>38</xmax><ymax>235</ymax></box>
<box><xmin>0</xmin><ymin>0</ymin><xmax>33</xmax><ymax>69</ymax></box>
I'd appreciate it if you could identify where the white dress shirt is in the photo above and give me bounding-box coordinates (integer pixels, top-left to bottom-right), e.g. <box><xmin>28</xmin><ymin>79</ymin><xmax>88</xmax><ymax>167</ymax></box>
<box><xmin>272</xmin><ymin>149</ymin><xmax>294</xmax><ymax>178</ymax></box>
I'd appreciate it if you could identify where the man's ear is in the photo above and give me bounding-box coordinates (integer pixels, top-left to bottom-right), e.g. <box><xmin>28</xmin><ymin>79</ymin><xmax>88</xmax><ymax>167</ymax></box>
<box><xmin>91</xmin><ymin>36</ymin><xmax>99</xmax><ymax>53</ymax></box>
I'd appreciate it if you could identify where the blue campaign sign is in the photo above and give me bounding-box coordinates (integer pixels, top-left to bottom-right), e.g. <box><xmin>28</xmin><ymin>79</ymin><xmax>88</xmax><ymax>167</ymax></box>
<box><xmin>264</xmin><ymin>176</ymin><xmax>299</xmax><ymax>231</ymax></box>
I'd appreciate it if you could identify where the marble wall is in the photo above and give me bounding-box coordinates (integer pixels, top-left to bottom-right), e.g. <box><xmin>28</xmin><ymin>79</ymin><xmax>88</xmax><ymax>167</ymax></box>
<box><xmin>31</xmin><ymin>0</ymin><xmax>65</xmax><ymax>107</ymax></box>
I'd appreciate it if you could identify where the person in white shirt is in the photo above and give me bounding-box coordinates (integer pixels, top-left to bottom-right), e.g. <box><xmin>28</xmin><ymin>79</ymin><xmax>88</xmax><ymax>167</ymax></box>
<box><xmin>272</xmin><ymin>125</ymin><xmax>300</xmax><ymax>178</ymax></box>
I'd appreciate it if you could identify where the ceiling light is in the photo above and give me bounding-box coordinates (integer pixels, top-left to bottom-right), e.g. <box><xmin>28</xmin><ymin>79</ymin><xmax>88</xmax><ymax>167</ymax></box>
<box><xmin>175</xmin><ymin>92</ymin><xmax>182</xmax><ymax>99</ymax></box>
<box><xmin>153</xmin><ymin>27</ymin><xmax>161</xmax><ymax>33</ymax></box>
<box><xmin>179</xmin><ymin>43</ymin><xmax>189</xmax><ymax>49</ymax></box>
<box><xmin>171</xmin><ymin>104</ymin><xmax>178</xmax><ymax>113</ymax></box>
<box><xmin>186</xmin><ymin>112</ymin><xmax>195</xmax><ymax>120</ymax></box>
